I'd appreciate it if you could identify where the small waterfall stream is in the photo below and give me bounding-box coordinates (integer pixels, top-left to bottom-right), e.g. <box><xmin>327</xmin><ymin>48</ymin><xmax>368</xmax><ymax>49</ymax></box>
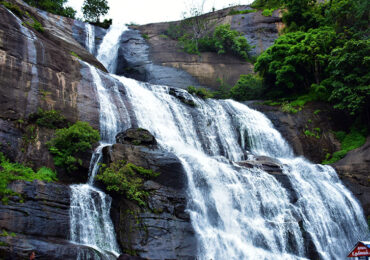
<box><xmin>69</xmin><ymin>21</ymin><xmax>368</xmax><ymax>259</ymax></box>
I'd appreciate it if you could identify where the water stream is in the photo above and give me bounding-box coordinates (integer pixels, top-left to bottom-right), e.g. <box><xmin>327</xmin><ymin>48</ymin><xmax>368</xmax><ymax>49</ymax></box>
<box><xmin>69</xmin><ymin>22</ymin><xmax>368</xmax><ymax>259</ymax></box>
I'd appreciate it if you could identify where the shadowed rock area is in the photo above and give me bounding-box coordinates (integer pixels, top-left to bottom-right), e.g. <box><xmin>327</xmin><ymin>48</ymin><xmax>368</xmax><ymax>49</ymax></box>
<box><xmin>0</xmin><ymin>180</ymin><xmax>107</xmax><ymax>259</ymax></box>
<box><xmin>101</xmin><ymin>129</ymin><xmax>196</xmax><ymax>259</ymax></box>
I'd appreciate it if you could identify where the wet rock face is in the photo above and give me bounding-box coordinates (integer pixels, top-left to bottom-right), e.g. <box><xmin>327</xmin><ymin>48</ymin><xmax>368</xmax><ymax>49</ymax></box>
<box><xmin>0</xmin><ymin>180</ymin><xmax>103</xmax><ymax>259</ymax></box>
<box><xmin>0</xmin><ymin>3</ymin><xmax>104</xmax><ymax>169</ymax></box>
<box><xmin>334</xmin><ymin>137</ymin><xmax>370</xmax><ymax>217</ymax></box>
<box><xmin>115</xmin><ymin>29</ymin><xmax>200</xmax><ymax>88</ymax></box>
<box><xmin>131</xmin><ymin>5</ymin><xmax>282</xmax><ymax>89</ymax></box>
<box><xmin>103</xmin><ymin>135</ymin><xmax>196</xmax><ymax>259</ymax></box>
<box><xmin>249</xmin><ymin>101</ymin><xmax>342</xmax><ymax>164</ymax></box>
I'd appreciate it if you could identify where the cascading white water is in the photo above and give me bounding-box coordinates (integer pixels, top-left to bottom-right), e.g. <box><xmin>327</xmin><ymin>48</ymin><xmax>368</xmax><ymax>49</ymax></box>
<box><xmin>69</xmin><ymin>63</ymin><xmax>131</xmax><ymax>258</ymax></box>
<box><xmin>113</xmin><ymin>76</ymin><xmax>368</xmax><ymax>259</ymax></box>
<box><xmin>96</xmin><ymin>22</ymin><xmax>127</xmax><ymax>73</ymax></box>
<box><xmin>74</xmin><ymin>21</ymin><xmax>367</xmax><ymax>259</ymax></box>
<box><xmin>85</xmin><ymin>23</ymin><xmax>95</xmax><ymax>54</ymax></box>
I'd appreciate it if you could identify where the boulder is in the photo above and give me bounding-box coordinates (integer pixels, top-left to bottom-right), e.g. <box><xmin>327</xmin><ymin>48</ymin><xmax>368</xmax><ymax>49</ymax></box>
<box><xmin>102</xmin><ymin>132</ymin><xmax>196</xmax><ymax>259</ymax></box>
<box><xmin>116</xmin><ymin>128</ymin><xmax>157</xmax><ymax>146</ymax></box>
<box><xmin>333</xmin><ymin>137</ymin><xmax>370</xmax><ymax>217</ymax></box>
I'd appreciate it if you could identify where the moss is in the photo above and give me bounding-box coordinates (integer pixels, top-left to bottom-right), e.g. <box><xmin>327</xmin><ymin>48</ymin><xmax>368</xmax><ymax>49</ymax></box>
<box><xmin>313</xmin><ymin>109</ymin><xmax>321</xmax><ymax>115</ymax></box>
<box><xmin>70</xmin><ymin>51</ymin><xmax>81</xmax><ymax>59</ymax></box>
<box><xmin>141</xmin><ymin>33</ymin><xmax>149</xmax><ymax>40</ymax></box>
<box><xmin>187</xmin><ymin>86</ymin><xmax>214</xmax><ymax>99</ymax></box>
<box><xmin>323</xmin><ymin>126</ymin><xmax>367</xmax><ymax>164</ymax></box>
<box><xmin>29</xmin><ymin>108</ymin><xmax>68</xmax><ymax>129</ymax></box>
<box><xmin>97</xmin><ymin>160</ymin><xmax>159</xmax><ymax>206</ymax></box>
<box><xmin>0</xmin><ymin>153</ymin><xmax>57</xmax><ymax>204</ymax></box>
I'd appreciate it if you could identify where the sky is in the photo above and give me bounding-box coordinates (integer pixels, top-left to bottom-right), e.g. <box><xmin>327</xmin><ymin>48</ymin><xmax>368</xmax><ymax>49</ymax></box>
<box><xmin>67</xmin><ymin>0</ymin><xmax>254</xmax><ymax>25</ymax></box>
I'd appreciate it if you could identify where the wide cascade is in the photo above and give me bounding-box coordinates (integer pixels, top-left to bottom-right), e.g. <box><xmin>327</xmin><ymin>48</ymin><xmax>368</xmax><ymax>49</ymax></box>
<box><xmin>71</xmin><ymin>22</ymin><xmax>368</xmax><ymax>259</ymax></box>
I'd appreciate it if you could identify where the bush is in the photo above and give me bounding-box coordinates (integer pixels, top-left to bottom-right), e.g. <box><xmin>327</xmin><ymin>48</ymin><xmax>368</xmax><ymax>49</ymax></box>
<box><xmin>0</xmin><ymin>152</ymin><xmax>57</xmax><ymax>204</ymax></box>
<box><xmin>28</xmin><ymin>108</ymin><xmax>68</xmax><ymax>129</ymax></box>
<box><xmin>187</xmin><ymin>86</ymin><xmax>214</xmax><ymax>99</ymax></box>
<box><xmin>97</xmin><ymin>160</ymin><xmax>159</xmax><ymax>206</ymax></box>
<box><xmin>230</xmin><ymin>74</ymin><xmax>263</xmax><ymax>101</ymax></box>
<box><xmin>261</xmin><ymin>8</ymin><xmax>274</xmax><ymax>16</ymax></box>
<box><xmin>48</xmin><ymin>121</ymin><xmax>100</xmax><ymax>172</ymax></box>
<box><xmin>323</xmin><ymin>126</ymin><xmax>367</xmax><ymax>164</ymax></box>
<box><xmin>213</xmin><ymin>24</ymin><xmax>252</xmax><ymax>60</ymax></box>
<box><xmin>0</xmin><ymin>1</ymin><xmax>23</xmax><ymax>17</ymax></box>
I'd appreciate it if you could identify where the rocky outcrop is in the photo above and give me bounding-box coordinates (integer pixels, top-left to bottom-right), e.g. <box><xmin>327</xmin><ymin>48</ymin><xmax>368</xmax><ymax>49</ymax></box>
<box><xmin>0</xmin><ymin>180</ymin><xmax>104</xmax><ymax>259</ymax></box>
<box><xmin>334</xmin><ymin>137</ymin><xmax>370</xmax><ymax>217</ymax></box>
<box><xmin>0</xmin><ymin>0</ymin><xmax>107</xmax><ymax>169</ymax></box>
<box><xmin>102</xmin><ymin>129</ymin><xmax>196</xmax><ymax>259</ymax></box>
<box><xmin>249</xmin><ymin>101</ymin><xmax>342</xmax><ymax>163</ymax></box>
<box><xmin>120</xmin><ymin>5</ymin><xmax>283</xmax><ymax>89</ymax></box>
<box><xmin>116</xmin><ymin>128</ymin><xmax>157</xmax><ymax>146</ymax></box>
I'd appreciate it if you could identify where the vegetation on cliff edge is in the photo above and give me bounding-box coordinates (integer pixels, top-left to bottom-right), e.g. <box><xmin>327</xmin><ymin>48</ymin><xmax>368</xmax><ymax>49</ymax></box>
<box><xmin>97</xmin><ymin>160</ymin><xmax>160</xmax><ymax>206</ymax></box>
<box><xmin>48</xmin><ymin>121</ymin><xmax>100</xmax><ymax>172</ymax></box>
<box><xmin>0</xmin><ymin>153</ymin><xmax>57</xmax><ymax>204</ymax></box>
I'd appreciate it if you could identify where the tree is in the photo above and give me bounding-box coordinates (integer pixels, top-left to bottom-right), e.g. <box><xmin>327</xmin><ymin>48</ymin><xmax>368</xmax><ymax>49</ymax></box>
<box><xmin>82</xmin><ymin>0</ymin><xmax>109</xmax><ymax>23</ymax></box>
<box><xmin>24</xmin><ymin>0</ymin><xmax>76</xmax><ymax>18</ymax></box>
<box><xmin>254</xmin><ymin>27</ymin><xmax>340</xmax><ymax>93</ymax></box>
<box><xmin>181</xmin><ymin>0</ymin><xmax>215</xmax><ymax>51</ymax></box>
<box><xmin>323</xmin><ymin>39</ymin><xmax>370</xmax><ymax>115</ymax></box>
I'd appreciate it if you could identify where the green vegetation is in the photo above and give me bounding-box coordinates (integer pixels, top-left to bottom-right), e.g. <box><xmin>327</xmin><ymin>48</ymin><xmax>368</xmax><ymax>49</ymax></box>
<box><xmin>229</xmin><ymin>74</ymin><xmax>264</xmax><ymax>101</ymax></box>
<box><xmin>48</xmin><ymin>121</ymin><xmax>100</xmax><ymax>172</ymax></box>
<box><xmin>166</xmin><ymin>22</ymin><xmax>253</xmax><ymax>60</ymax></box>
<box><xmin>0</xmin><ymin>1</ymin><xmax>23</xmax><ymax>17</ymax></box>
<box><xmin>142</xmin><ymin>33</ymin><xmax>149</xmax><ymax>40</ymax></box>
<box><xmin>187</xmin><ymin>86</ymin><xmax>214</xmax><ymax>99</ymax></box>
<box><xmin>228</xmin><ymin>8</ymin><xmax>257</xmax><ymax>15</ymax></box>
<box><xmin>261</xmin><ymin>8</ymin><xmax>275</xmax><ymax>16</ymax></box>
<box><xmin>252</xmin><ymin>0</ymin><xmax>370</xmax><ymax>120</ymax></box>
<box><xmin>70</xmin><ymin>51</ymin><xmax>81</xmax><ymax>59</ymax></box>
<box><xmin>28</xmin><ymin>108</ymin><xmax>68</xmax><ymax>129</ymax></box>
<box><xmin>304</xmin><ymin>127</ymin><xmax>321</xmax><ymax>139</ymax></box>
<box><xmin>82</xmin><ymin>0</ymin><xmax>109</xmax><ymax>23</ymax></box>
<box><xmin>97</xmin><ymin>160</ymin><xmax>159</xmax><ymax>206</ymax></box>
<box><xmin>323</xmin><ymin>126</ymin><xmax>367</xmax><ymax>164</ymax></box>
<box><xmin>23</xmin><ymin>0</ymin><xmax>76</xmax><ymax>18</ymax></box>
<box><xmin>89</xmin><ymin>18</ymin><xmax>112</xmax><ymax>29</ymax></box>
<box><xmin>0</xmin><ymin>152</ymin><xmax>57</xmax><ymax>204</ymax></box>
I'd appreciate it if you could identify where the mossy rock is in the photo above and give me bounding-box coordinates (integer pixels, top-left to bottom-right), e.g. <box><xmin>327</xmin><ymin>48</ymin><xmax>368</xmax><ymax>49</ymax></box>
<box><xmin>116</xmin><ymin>128</ymin><xmax>157</xmax><ymax>146</ymax></box>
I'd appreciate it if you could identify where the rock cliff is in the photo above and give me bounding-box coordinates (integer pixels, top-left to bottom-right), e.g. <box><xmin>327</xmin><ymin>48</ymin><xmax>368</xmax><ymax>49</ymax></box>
<box><xmin>117</xmin><ymin>6</ymin><xmax>283</xmax><ymax>89</ymax></box>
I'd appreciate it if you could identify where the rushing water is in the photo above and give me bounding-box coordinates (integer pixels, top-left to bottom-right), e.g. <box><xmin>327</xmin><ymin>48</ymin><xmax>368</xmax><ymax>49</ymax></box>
<box><xmin>85</xmin><ymin>23</ymin><xmax>95</xmax><ymax>54</ymax></box>
<box><xmin>68</xmin><ymin>22</ymin><xmax>368</xmax><ymax>259</ymax></box>
<box><xmin>114</xmin><ymin>76</ymin><xmax>368</xmax><ymax>260</ymax></box>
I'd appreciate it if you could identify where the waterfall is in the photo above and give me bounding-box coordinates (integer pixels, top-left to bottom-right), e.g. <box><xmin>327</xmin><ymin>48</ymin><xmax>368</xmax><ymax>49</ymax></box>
<box><xmin>96</xmin><ymin>22</ymin><xmax>127</xmax><ymax>73</ymax></box>
<box><xmin>85</xmin><ymin>23</ymin><xmax>95</xmax><ymax>54</ymax></box>
<box><xmin>75</xmin><ymin>22</ymin><xmax>367</xmax><ymax>259</ymax></box>
<box><xmin>113</xmin><ymin>76</ymin><xmax>368</xmax><ymax>260</ymax></box>
<box><xmin>69</xmin><ymin>64</ymin><xmax>130</xmax><ymax>258</ymax></box>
